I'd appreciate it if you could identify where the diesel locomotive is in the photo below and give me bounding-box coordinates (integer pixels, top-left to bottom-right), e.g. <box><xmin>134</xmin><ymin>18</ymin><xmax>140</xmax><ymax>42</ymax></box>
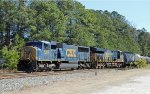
<box><xmin>17</xmin><ymin>40</ymin><xmax>150</xmax><ymax>72</ymax></box>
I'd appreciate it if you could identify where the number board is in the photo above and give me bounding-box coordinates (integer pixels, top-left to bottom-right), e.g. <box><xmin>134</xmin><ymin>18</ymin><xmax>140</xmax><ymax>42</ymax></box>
<box><xmin>66</xmin><ymin>49</ymin><xmax>76</xmax><ymax>57</ymax></box>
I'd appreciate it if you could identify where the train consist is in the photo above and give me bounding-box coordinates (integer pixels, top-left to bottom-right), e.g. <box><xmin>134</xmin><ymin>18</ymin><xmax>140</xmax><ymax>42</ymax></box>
<box><xmin>17</xmin><ymin>41</ymin><xmax>150</xmax><ymax>72</ymax></box>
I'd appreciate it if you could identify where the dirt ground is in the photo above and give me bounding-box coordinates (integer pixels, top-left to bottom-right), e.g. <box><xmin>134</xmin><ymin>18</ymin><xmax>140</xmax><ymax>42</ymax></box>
<box><xmin>2</xmin><ymin>69</ymin><xmax>150</xmax><ymax>94</ymax></box>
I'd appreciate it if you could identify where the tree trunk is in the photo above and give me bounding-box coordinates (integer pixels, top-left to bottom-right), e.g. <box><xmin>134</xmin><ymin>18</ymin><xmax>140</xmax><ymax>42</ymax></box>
<box><xmin>5</xmin><ymin>23</ymin><xmax>11</xmax><ymax>47</ymax></box>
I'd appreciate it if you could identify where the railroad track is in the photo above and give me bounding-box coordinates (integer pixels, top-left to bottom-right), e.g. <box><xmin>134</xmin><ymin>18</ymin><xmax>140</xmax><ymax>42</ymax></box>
<box><xmin>0</xmin><ymin>68</ymin><xmax>130</xmax><ymax>80</ymax></box>
<box><xmin>0</xmin><ymin>69</ymin><xmax>86</xmax><ymax>80</ymax></box>
<box><xmin>0</xmin><ymin>70</ymin><xmax>76</xmax><ymax>80</ymax></box>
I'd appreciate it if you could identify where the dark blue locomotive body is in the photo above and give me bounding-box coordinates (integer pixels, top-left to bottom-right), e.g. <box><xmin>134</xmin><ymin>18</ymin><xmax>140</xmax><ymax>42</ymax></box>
<box><xmin>25</xmin><ymin>41</ymin><xmax>58</xmax><ymax>61</ymax></box>
<box><xmin>77</xmin><ymin>46</ymin><xmax>91</xmax><ymax>68</ymax></box>
<box><xmin>57</xmin><ymin>43</ymin><xmax>78</xmax><ymax>62</ymax></box>
<box><xmin>18</xmin><ymin>41</ymin><xmax>81</xmax><ymax>71</ymax></box>
<box><xmin>78</xmin><ymin>46</ymin><xmax>90</xmax><ymax>62</ymax></box>
<box><xmin>18</xmin><ymin>41</ymin><xmax>59</xmax><ymax>71</ymax></box>
<box><xmin>56</xmin><ymin>43</ymin><xmax>78</xmax><ymax>69</ymax></box>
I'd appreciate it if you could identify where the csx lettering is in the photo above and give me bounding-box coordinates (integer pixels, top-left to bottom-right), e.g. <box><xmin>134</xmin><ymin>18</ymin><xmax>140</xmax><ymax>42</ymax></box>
<box><xmin>66</xmin><ymin>49</ymin><xmax>76</xmax><ymax>57</ymax></box>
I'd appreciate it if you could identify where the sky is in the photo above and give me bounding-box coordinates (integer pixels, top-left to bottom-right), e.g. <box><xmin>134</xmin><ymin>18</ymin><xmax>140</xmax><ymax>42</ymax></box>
<box><xmin>77</xmin><ymin>0</ymin><xmax>150</xmax><ymax>32</ymax></box>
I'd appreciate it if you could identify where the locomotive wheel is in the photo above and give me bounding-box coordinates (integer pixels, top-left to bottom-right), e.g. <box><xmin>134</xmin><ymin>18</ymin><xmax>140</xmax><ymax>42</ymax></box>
<box><xmin>49</xmin><ymin>66</ymin><xmax>54</xmax><ymax>71</ymax></box>
<box><xmin>26</xmin><ymin>62</ymin><xmax>34</xmax><ymax>73</ymax></box>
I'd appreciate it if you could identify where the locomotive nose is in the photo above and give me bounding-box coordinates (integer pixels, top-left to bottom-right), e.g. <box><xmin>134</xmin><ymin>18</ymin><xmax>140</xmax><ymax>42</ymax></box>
<box><xmin>21</xmin><ymin>46</ymin><xmax>36</xmax><ymax>61</ymax></box>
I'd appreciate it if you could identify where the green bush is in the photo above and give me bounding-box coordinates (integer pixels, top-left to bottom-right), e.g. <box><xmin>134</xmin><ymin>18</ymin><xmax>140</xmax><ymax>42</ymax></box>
<box><xmin>1</xmin><ymin>46</ymin><xmax>19</xmax><ymax>70</ymax></box>
<box><xmin>134</xmin><ymin>59</ymin><xmax>148</xmax><ymax>68</ymax></box>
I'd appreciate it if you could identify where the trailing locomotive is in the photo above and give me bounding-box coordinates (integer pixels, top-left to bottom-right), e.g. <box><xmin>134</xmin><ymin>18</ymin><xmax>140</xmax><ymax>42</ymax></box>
<box><xmin>17</xmin><ymin>40</ymin><xmax>150</xmax><ymax>72</ymax></box>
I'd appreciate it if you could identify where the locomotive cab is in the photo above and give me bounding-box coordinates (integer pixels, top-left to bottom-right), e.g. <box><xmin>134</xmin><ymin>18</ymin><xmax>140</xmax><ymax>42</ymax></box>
<box><xmin>17</xmin><ymin>41</ymin><xmax>57</xmax><ymax>72</ymax></box>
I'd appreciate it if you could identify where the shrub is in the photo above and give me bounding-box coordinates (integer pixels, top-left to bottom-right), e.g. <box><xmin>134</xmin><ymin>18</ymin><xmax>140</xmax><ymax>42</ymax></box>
<box><xmin>134</xmin><ymin>59</ymin><xmax>148</xmax><ymax>68</ymax></box>
<box><xmin>1</xmin><ymin>46</ymin><xmax>19</xmax><ymax>70</ymax></box>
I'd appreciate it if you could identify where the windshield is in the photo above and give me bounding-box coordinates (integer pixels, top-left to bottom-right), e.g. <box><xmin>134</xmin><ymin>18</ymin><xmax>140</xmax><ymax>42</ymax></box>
<box><xmin>26</xmin><ymin>42</ymin><xmax>42</xmax><ymax>49</ymax></box>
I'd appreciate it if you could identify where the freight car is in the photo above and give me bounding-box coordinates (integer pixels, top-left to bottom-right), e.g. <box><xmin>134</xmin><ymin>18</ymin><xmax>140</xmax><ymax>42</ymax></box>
<box><xmin>123</xmin><ymin>52</ymin><xmax>135</xmax><ymax>64</ymax></box>
<box><xmin>135</xmin><ymin>54</ymin><xmax>150</xmax><ymax>64</ymax></box>
<box><xmin>17</xmin><ymin>40</ymin><xmax>149</xmax><ymax>72</ymax></box>
<box><xmin>146</xmin><ymin>57</ymin><xmax>150</xmax><ymax>63</ymax></box>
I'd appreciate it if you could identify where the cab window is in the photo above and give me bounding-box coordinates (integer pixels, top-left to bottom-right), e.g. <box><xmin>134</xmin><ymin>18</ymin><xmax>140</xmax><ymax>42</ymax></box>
<box><xmin>44</xmin><ymin>43</ymin><xmax>50</xmax><ymax>50</ymax></box>
<box><xmin>26</xmin><ymin>42</ymin><xmax>42</xmax><ymax>49</ymax></box>
<box><xmin>51</xmin><ymin>45</ymin><xmax>57</xmax><ymax>49</ymax></box>
<box><xmin>117</xmin><ymin>51</ymin><xmax>120</xmax><ymax>59</ymax></box>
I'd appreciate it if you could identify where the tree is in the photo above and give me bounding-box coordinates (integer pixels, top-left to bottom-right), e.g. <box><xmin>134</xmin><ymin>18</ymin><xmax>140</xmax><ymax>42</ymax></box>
<box><xmin>29</xmin><ymin>1</ymin><xmax>66</xmax><ymax>42</ymax></box>
<box><xmin>138</xmin><ymin>28</ymin><xmax>150</xmax><ymax>56</ymax></box>
<box><xmin>0</xmin><ymin>0</ymin><xmax>17</xmax><ymax>48</ymax></box>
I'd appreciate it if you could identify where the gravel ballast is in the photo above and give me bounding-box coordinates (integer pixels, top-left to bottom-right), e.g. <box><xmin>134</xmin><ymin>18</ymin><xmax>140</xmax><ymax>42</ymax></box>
<box><xmin>1</xmin><ymin>69</ymin><xmax>149</xmax><ymax>94</ymax></box>
<box><xmin>0</xmin><ymin>69</ymin><xmax>106</xmax><ymax>93</ymax></box>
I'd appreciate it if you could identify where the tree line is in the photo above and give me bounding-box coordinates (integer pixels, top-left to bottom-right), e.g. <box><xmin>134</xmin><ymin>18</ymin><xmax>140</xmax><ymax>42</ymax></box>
<box><xmin>0</xmin><ymin>0</ymin><xmax>150</xmax><ymax>69</ymax></box>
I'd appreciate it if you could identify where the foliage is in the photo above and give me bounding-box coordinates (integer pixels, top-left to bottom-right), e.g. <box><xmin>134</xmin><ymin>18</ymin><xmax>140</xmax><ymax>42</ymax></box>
<box><xmin>29</xmin><ymin>0</ymin><xmax>66</xmax><ymax>42</ymax></box>
<box><xmin>137</xmin><ymin>29</ymin><xmax>150</xmax><ymax>56</ymax></box>
<box><xmin>12</xmin><ymin>34</ymin><xmax>25</xmax><ymax>50</ymax></box>
<box><xmin>134</xmin><ymin>59</ymin><xmax>148</xmax><ymax>68</ymax></box>
<box><xmin>1</xmin><ymin>47</ymin><xmax>19</xmax><ymax>70</ymax></box>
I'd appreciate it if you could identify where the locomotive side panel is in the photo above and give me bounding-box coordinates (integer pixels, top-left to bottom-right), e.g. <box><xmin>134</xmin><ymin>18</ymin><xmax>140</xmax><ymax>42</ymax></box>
<box><xmin>78</xmin><ymin>46</ymin><xmax>90</xmax><ymax>62</ymax></box>
<box><xmin>123</xmin><ymin>52</ymin><xmax>135</xmax><ymax>64</ymax></box>
<box><xmin>78</xmin><ymin>46</ymin><xmax>91</xmax><ymax>69</ymax></box>
<box><xmin>56</xmin><ymin>43</ymin><xmax>78</xmax><ymax>69</ymax></box>
<box><xmin>103</xmin><ymin>50</ymin><xmax>112</xmax><ymax>62</ymax></box>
